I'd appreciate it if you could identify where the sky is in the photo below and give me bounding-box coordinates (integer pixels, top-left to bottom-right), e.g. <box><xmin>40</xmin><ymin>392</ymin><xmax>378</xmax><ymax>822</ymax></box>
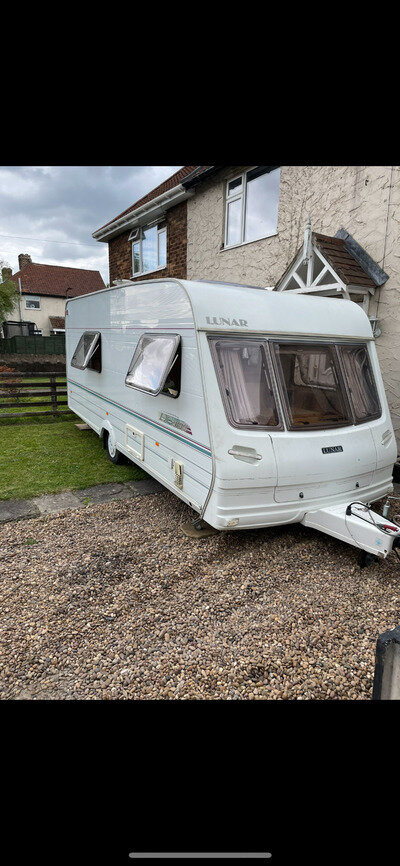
<box><xmin>0</xmin><ymin>166</ymin><xmax>183</xmax><ymax>286</ymax></box>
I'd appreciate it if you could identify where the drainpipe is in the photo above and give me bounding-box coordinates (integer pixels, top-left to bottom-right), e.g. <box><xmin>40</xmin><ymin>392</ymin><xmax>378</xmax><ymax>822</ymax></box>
<box><xmin>18</xmin><ymin>277</ymin><xmax>23</xmax><ymax>323</ymax></box>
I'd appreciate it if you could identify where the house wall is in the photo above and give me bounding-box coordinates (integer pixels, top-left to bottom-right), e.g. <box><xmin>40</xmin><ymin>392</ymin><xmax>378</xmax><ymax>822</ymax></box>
<box><xmin>107</xmin><ymin>201</ymin><xmax>187</xmax><ymax>285</ymax></box>
<box><xmin>3</xmin><ymin>295</ymin><xmax>66</xmax><ymax>336</ymax></box>
<box><xmin>186</xmin><ymin>165</ymin><xmax>400</xmax><ymax>451</ymax></box>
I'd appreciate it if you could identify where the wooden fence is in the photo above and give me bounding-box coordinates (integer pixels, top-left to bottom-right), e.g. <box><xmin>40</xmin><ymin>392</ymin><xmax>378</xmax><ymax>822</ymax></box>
<box><xmin>0</xmin><ymin>371</ymin><xmax>72</xmax><ymax>419</ymax></box>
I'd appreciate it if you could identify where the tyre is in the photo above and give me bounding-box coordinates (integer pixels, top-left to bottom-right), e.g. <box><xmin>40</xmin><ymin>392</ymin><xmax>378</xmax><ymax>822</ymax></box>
<box><xmin>105</xmin><ymin>430</ymin><xmax>128</xmax><ymax>465</ymax></box>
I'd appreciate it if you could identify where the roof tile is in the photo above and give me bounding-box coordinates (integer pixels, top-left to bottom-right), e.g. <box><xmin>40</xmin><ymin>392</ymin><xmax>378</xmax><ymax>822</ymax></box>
<box><xmin>313</xmin><ymin>233</ymin><xmax>377</xmax><ymax>288</ymax></box>
<box><xmin>10</xmin><ymin>262</ymin><xmax>105</xmax><ymax>297</ymax></box>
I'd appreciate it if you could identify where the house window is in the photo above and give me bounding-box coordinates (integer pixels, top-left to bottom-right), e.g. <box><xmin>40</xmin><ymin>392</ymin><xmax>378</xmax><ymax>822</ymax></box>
<box><xmin>25</xmin><ymin>295</ymin><xmax>41</xmax><ymax>309</ymax></box>
<box><xmin>130</xmin><ymin>222</ymin><xmax>167</xmax><ymax>277</ymax></box>
<box><xmin>71</xmin><ymin>332</ymin><xmax>102</xmax><ymax>372</ymax></box>
<box><xmin>224</xmin><ymin>167</ymin><xmax>280</xmax><ymax>248</ymax></box>
<box><xmin>125</xmin><ymin>333</ymin><xmax>181</xmax><ymax>397</ymax></box>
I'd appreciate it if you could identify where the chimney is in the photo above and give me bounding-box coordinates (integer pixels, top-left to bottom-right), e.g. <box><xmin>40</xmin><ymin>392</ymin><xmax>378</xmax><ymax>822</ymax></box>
<box><xmin>18</xmin><ymin>253</ymin><xmax>32</xmax><ymax>270</ymax></box>
<box><xmin>1</xmin><ymin>266</ymin><xmax>12</xmax><ymax>282</ymax></box>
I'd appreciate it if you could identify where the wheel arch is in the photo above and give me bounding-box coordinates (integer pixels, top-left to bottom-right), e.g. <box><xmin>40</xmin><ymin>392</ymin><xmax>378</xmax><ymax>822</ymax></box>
<box><xmin>100</xmin><ymin>418</ymin><xmax>114</xmax><ymax>448</ymax></box>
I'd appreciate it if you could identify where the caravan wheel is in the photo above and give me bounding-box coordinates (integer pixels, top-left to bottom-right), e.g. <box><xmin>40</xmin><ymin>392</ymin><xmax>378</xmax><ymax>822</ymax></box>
<box><xmin>105</xmin><ymin>430</ymin><xmax>128</xmax><ymax>465</ymax></box>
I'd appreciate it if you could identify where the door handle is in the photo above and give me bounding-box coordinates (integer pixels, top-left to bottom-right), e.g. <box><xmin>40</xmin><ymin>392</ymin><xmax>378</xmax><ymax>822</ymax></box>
<box><xmin>228</xmin><ymin>446</ymin><xmax>262</xmax><ymax>463</ymax></box>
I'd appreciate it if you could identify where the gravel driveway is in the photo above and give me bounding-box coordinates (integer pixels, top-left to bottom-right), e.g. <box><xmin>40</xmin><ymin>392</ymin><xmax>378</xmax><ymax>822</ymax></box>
<box><xmin>1</xmin><ymin>490</ymin><xmax>400</xmax><ymax>700</ymax></box>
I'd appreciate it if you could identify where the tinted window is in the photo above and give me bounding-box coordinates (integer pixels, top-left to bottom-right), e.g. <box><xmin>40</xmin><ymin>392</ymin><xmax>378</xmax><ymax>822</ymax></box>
<box><xmin>125</xmin><ymin>334</ymin><xmax>181</xmax><ymax>396</ymax></box>
<box><xmin>71</xmin><ymin>332</ymin><xmax>101</xmax><ymax>372</ymax></box>
<box><xmin>339</xmin><ymin>344</ymin><xmax>381</xmax><ymax>422</ymax></box>
<box><xmin>273</xmin><ymin>343</ymin><xmax>350</xmax><ymax>429</ymax></box>
<box><xmin>211</xmin><ymin>338</ymin><xmax>280</xmax><ymax>427</ymax></box>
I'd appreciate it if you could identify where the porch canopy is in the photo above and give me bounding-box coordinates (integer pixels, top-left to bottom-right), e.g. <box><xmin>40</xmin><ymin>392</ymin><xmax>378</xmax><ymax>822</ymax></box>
<box><xmin>274</xmin><ymin>222</ymin><xmax>388</xmax><ymax>316</ymax></box>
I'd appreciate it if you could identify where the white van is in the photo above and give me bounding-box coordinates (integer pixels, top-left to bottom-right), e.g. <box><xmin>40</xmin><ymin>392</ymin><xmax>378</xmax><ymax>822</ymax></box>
<box><xmin>66</xmin><ymin>278</ymin><xmax>400</xmax><ymax>562</ymax></box>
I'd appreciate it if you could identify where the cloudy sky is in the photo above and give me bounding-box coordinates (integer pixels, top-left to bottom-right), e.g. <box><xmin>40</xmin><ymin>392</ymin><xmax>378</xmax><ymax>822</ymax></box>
<box><xmin>0</xmin><ymin>166</ymin><xmax>183</xmax><ymax>285</ymax></box>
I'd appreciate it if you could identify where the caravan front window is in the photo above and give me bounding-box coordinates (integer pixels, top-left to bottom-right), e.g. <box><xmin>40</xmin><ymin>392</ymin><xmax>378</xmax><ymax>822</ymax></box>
<box><xmin>125</xmin><ymin>334</ymin><xmax>181</xmax><ymax>397</ymax></box>
<box><xmin>210</xmin><ymin>338</ymin><xmax>280</xmax><ymax>428</ymax></box>
<box><xmin>273</xmin><ymin>342</ymin><xmax>351</xmax><ymax>429</ymax></box>
<box><xmin>338</xmin><ymin>344</ymin><xmax>381</xmax><ymax>423</ymax></box>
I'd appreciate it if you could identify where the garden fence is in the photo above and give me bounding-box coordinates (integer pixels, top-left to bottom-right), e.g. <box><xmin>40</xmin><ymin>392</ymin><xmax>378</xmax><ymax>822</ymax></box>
<box><xmin>0</xmin><ymin>334</ymin><xmax>65</xmax><ymax>355</ymax></box>
<box><xmin>0</xmin><ymin>371</ymin><xmax>71</xmax><ymax>419</ymax></box>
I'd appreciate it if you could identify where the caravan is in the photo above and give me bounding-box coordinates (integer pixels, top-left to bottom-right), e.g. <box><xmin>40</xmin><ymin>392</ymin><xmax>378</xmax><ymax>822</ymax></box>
<box><xmin>66</xmin><ymin>278</ymin><xmax>400</xmax><ymax>562</ymax></box>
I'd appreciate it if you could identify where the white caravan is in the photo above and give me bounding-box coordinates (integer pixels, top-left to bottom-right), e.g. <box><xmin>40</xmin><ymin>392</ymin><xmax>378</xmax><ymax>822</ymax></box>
<box><xmin>66</xmin><ymin>278</ymin><xmax>400</xmax><ymax>563</ymax></box>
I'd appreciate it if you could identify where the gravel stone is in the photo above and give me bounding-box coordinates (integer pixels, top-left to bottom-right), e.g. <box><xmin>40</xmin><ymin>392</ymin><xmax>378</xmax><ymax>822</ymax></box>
<box><xmin>1</xmin><ymin>491</ymin><xmax>400</xmax><ymax>700</ymax></box>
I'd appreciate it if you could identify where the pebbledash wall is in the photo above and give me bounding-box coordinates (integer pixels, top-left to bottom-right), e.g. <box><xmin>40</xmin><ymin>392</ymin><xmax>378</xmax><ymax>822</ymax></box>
<box><xmin>108</xmin><ymin>201</ymin><xmax>187</xmax><ymax>285</ymax></box>
<box><xmin>186</xmin><ymin>165</ymin><xmax>400</xmax><ymax>450</ymax></box>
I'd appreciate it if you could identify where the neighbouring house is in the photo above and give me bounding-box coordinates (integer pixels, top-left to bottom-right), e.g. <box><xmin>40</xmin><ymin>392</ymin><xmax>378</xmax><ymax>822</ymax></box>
<box><xmin>2</xmin><ymin>254</ymin><xmax>105</xmax><ymax>337</ymax></box>
<box><xmin>93</xmin><ymin>165</ymin><xmax>400</xmax><ymax>450</ymax></box>
<box><xmin>92</xmin><ymin>166</ymin><xmax>199</xmax><ymax>284</ymax></box>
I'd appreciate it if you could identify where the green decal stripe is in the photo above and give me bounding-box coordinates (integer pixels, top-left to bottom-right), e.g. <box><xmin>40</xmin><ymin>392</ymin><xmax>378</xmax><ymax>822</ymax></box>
<box><xmin>68</xmin><ymin>379</ymin><xmax>212</xmax><ymax>456</ymax></box>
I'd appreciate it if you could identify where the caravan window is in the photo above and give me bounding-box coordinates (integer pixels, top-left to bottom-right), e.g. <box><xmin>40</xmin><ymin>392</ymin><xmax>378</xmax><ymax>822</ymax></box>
<box><xmin>71</xmin><ymin>332</ymin><xmax>101</xmax><ymax>372</ymax></box>
<box><xmin>125</xmin><ymin>334</ymin><xmax>181</xmax><ymax>397</ymax></box>
<box><xmin>273</xmin><ymin>342</ymin><xmax>351</xmax><ymax>429</ymax></box>
<box><xmin>338</xmin><ymin>344</ymin><xmax>381</xmax><ymax>423</ymax></box>
<box><xmin>210</xmin><ymin>338</ymin><xmax>281</xmax><ymax>428</ymax></box>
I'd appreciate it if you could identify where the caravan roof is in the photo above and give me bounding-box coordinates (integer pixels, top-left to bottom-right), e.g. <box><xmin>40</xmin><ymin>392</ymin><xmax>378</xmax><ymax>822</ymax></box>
<box><xmin>180</xmin><ymin>279</ymin><xmax>373</xmax><ymax>340</ymax></box>
<box><xmin>66</xmin><ymin>278</ymin><xmax>373</xmax><ymax>341</ymax></box>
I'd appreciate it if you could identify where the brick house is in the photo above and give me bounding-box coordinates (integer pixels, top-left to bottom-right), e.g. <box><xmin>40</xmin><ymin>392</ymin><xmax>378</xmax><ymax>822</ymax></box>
<box><xmin>93</xmin><ymin>164</ymin><xmax>400</xmax><ymax>450</ymax></box>
<box><xmin>92</xmin><ymin>166</ymin><xmax>200</xmax><ymax>284</ymax></box>
<box><xmin>2</xmin><ymin>254</ymin><xmax>105</xmax><ymax>336</ymax></box>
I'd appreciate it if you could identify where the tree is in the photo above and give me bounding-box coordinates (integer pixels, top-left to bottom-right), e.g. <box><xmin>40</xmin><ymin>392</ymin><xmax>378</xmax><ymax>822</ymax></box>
<box><xmin>0</xmin><ymin>259</ymin><xmax>19</xmax><ymax>324</ymax></box>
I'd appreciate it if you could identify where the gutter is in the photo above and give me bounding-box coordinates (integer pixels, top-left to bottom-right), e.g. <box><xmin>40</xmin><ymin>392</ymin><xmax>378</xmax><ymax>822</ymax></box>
<box><xmin>180</xmin><ymin>166</ymin><xmax>219</xmax><ymax>189</ymax></box>
<box><xmin>92</xmin><ymin>184</ymin><xmax>194</xmax><ymax>243</ymax></box>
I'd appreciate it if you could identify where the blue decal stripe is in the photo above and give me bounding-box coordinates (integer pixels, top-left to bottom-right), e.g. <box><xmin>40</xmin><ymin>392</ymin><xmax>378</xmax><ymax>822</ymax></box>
<box><xmin>68</xmin><ymin>379</ymin><xmax>212</xmax><ymax>457</ymax></box>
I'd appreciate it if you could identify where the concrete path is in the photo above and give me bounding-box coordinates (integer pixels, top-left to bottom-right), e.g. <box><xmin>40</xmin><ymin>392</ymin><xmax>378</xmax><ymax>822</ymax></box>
<box><xmin>1</xmin><ymin>480</ymin><xmax>400</xmax><ymax>526</ymax></box>
<box><xmin>0</xmin><ymin>478</ymin><xmax>164</xmax><ymax>524</ymax></box>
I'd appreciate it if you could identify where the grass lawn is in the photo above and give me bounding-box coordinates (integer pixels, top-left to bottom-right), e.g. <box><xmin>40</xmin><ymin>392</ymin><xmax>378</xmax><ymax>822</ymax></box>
<box><xmin>0</xmin><ymin>417</ymin><xmax>147</xmax><ymax>500</ymax></box>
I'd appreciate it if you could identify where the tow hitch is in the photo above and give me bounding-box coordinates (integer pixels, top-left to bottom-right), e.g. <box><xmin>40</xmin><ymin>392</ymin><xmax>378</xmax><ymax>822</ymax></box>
<box><xmin>301</xmin><ymin>501</ymin><xmax>400</xmax><ymax>561</ymax></box>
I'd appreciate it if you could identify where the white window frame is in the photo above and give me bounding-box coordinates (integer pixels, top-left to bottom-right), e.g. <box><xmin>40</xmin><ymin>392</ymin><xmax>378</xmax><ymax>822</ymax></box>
<box><xmin>224</xmin><ymin>166</ymin><xmax>280</xmax><ymax>250</ymax></box>
<box><xmin>25</xmin><ymin>295</ymin><xmax>41</xmax><ymax>310</ymax></box>
<box><xmin>131</xmin><ymin>222</ymin><xmax>167</xmax><ymax>278</ymax></box>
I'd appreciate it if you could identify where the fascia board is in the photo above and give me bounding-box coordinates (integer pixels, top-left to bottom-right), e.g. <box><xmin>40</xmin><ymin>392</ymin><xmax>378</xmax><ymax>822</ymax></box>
<box><xmin>92</xmin><ymin>186</ymin><xmax>193</xmax><ymax>242</ymax></box>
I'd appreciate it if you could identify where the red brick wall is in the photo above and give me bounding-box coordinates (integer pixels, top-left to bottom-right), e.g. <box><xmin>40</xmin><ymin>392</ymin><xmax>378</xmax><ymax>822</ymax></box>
<box><xmin>108</xmin><ymin>201</ymin><xmax>187</xmax><ymax>285</ymax></box>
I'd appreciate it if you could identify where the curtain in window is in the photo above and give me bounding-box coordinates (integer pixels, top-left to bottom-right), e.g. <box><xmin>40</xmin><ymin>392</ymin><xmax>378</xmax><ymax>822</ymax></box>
<box><xmin>296</xmin><ymin>349</ymin><xmax>336</xmax><ymax>389</ymax></box>
<box><xmin>215</xmin><ymin>341</ymin><xmax>278</xmax><ymax>426</ymax></box>
<box><xmin>219</xmin><ymin>344</ymin><xmax>256</xmax><ymax>422</ymax></box>
<box><xmin>340</xmin><ymin>346</ymin><xmax>379</xmax><ymax>420</ymax></box>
